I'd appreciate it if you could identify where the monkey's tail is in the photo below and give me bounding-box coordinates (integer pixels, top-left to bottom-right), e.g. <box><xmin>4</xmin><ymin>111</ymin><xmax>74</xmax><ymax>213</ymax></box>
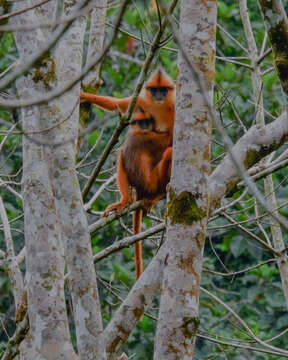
<box><xmin>133</xmin><ymin>209</ymin><xmax>143</xmax><ymax>279</ymax></box>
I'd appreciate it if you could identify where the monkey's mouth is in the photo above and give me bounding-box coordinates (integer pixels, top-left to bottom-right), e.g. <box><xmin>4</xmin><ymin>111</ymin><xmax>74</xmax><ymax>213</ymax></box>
<box><xmin>149</xmin><ymin>87</ymin><xmax>169</xmax><ymax>101</ymax></box>
<box><xmin>131</xmin><ymin>118</ymin><xmax>155</xmax><ymax>130</ymax></box>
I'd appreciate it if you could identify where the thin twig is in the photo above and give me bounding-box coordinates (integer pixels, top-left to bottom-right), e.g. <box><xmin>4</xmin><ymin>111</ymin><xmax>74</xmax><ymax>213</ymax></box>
<box><xmin>203</xmin><ymin>259</ymin><xmax>276</xmax><ymax>277</ymax></box>
<box><xmin>0</xmin><ymin>0</ymin><xmax>52</xmax><ymax>21</ymax></box>
<box><xmin>201</xmin><ymin>287</ymin><xmax>288</xmax><ymax>355</ymax></box>
<box><xmin>1</xmin><ymin>315</ymin><xmax>29</xmax><ymax>360</ymax></box>
<box><xmin>0</xmin><ymin>196</ymin><xmax>24</xmax><ymax>308</ymax></box>
<box><xmin>93</xmin><ymin>223</ymin><xmax>165</xmax><ymax>263</ymax></box>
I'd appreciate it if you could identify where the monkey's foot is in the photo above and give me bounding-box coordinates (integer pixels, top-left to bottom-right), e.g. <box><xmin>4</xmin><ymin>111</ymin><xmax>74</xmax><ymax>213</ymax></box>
<box><xmin>141</xmin><ymin>194</ymin><xmax>166</xmax><ymax>214</ymax></box>
<box><xmin>102</xmin><ymin>201</ymin><xmax>130</xmax><ymax>217</ymax></box>
<box><xmin>141</xmin><ymin>199</ymin><xmax>155</xmax><ymax>214</ymax></box>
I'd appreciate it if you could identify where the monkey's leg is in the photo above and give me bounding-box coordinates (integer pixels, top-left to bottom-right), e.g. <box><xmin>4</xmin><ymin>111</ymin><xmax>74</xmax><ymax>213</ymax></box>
<box><xmin>102</xmin><ymin>152</ymin><xmax>132</xmax><ymax>216</ymax></box>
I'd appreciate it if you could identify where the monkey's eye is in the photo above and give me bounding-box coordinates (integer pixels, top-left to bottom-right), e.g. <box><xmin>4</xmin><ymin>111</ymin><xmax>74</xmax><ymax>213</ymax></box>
<box><xmin>149</xmin><ymin>87</ymin><xmax>169</xmax><ymax>101</ymax></box>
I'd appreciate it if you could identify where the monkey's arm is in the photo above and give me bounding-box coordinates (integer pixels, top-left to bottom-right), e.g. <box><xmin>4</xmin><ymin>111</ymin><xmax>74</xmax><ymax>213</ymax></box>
<box><xmin>80</xmin><ymin>92</ymin><xmax>131</xmax><ymax>114</ymax></box>
<box><xmin>103</xmin><ymin>152</ymin><xmax>133</xmax><ymax>216</ymax></box>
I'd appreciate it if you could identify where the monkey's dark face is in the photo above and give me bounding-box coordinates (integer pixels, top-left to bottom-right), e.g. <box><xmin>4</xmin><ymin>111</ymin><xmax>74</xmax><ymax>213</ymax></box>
<box><xmin>131</xmin><ymin>117</ymin><xmax>155</xmax><ymax>131</ymax></box>
<box><xmin>147</xmin><ymin>86</ymin><xmax>172</xmax><ymax>102</ymax></box>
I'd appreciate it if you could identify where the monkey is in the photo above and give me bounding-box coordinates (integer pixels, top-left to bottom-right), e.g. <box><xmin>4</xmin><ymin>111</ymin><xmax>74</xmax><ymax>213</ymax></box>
<box><xmin>80</xmin><ymin>67</ymin><xmax>175</xmax><ymax>144</ymax></box>
<box><xmin>81</xmin><ymin>68</ymin><xmax>174</xmax><ymax>278</ymax></box>
<box><xmin>103</xmin><ymin>106</ymin><xmax>172</xmax><ymax>279</ymax></box>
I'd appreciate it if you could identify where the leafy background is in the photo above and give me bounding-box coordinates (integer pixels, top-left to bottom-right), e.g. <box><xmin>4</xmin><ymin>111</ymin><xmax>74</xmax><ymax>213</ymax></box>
<box><xmin>1</xmin><ymin>0</ymin><xmax>288</xmax><ymax>358</ymax></box>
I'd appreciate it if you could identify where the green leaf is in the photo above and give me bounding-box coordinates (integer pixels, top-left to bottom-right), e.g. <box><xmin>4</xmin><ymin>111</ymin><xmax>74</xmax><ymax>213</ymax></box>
<box><xmin>277</xmin><ymin>314</ymin><xmax>288</xmax><ymax>329</ymax></box>
<box><xmin>124</xmin><ymin>10</ymin><xmax>138</xmax><ymax>25</ymax></box>
<box><xmin>139</xmin><ymin>316</ymin><xmax>153</xmax><ymax>332</ymax></box>
<box><xmin>88</xmin><ymin>129</ymin><xmax>100</xmax><ymax>146</ymax></box>
<box><xmin>92</xmin><ymin>107</ymin><xmax>105</xmax><ymax>119</ymax></box>
<box><xmin>223</xmin><ymin>63</ymin><xmax>236</xmax><ymax>81</ymax></box>
<box><xmin>113</xmin><ymin>263</ymin><xmax>132</xmax><ymax>286</ymax></box>
<box><xmin>230</xmin><ymin>235</ymin><xmax>245</xmax><ymax>257</ymax></box>
<box><xmin>218</xmin><ymin>1</ymin><xmax>230</xmax><ymax>18</ymax></box>
<box><xmin>122</xmin><ymin>247</ymin><xmax>133</xmax><ymax>260</ymax></box>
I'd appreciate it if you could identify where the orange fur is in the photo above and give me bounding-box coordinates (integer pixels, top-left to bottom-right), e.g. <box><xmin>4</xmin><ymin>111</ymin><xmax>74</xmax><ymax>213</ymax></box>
<box><xmin>133</xmin><ymin>209</ymin><xmax>143</xmax><ymax>279</ymax></box>
<box><xmin>80</xmin><ymin>67</ymin><xmax>175</xmax><ymax>143</ymax></box>
<box><xmin>103</xmin><ymin>107</ymin><xmax>172</xmax><ymax>279</ymax></box>
<box><xmin>88</xmin><ymin>68</ymin><xmax>175</xmax><ymax>279</ymax></box>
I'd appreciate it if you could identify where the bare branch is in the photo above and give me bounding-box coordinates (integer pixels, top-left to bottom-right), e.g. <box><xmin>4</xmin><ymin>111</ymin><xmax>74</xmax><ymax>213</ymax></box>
<box><xmin>201</xmin><ymin>287</ymin><xmax>288</xmax><ymax>355</ymax></box>
<box><xmin>1</xmin><ymin>315</ymin><xmax>29</xmax><ymax>360</ymax></box>
<box><xmin>0</xmin><ymin>196</ymin><xmax>24</xmax><ymax>309</ymax></box>
<box><xmin>93</xmin><ymin>223</ymin><xmax>165</xmax><ymax>262</ymax></box>
<box><xmin>0</xmin><ymin>0</ymin><xmax>52</xmax><ymax>21</ymax></box>
<box><xmin>0</xmin><ymin>0</ymin><xmax>130</xmax><ymax>108</ymax></box>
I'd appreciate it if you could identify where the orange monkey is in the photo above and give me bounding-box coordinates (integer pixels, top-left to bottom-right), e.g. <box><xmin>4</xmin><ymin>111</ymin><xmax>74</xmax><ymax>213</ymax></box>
<box><xmin>103</xmin><ymin>107</ymin><xmax>172</xmax><ymax>279</ymax></box>
<box><xmin>80</xmin><ymin>67</ymin><xmax>175</xmax><ymax>144</ymax></box>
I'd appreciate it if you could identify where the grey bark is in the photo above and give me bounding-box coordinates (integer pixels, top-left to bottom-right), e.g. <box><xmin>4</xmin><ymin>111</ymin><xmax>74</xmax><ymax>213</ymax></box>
<box><xmin>0</xmin><ymin>196</ymin><xmax>24</xmax><ymax>313</ymax></box>
<box><xmin>103</xmin><ymin>242</ymin><xmax>166</xmax><ymax>359</ymax></box>
<box><xmin>154</xmin><ymin>0</ymin><xmax>217</xmax><ymax>358</ymax></box>
<box><xmin>209</xmin><ymin>111</ymin><xmax>288</xmax><ymax>211</ymax></box>
<box><xmin>258</xmin><ymin>0</ymin><xmax>288</xmax><ymax>103</ymax></box>
<box><xmin>83</xmin><ymin>0</ymin><xmax>107</xmax><ymax>88</ymax></box>
<box><xmin>240</xmin><ymin>0</ymin><xmax>288</xmax><ymax>309</ymax></box>
<box><xmin>13</xmin><ymin>1</ymin><xmax>77</xmax><ymax>359</ymax></box>
<box><xmin>40</xmin><ymin>2</ymin><xmax>106</xmax><ymax>359</ymax></box>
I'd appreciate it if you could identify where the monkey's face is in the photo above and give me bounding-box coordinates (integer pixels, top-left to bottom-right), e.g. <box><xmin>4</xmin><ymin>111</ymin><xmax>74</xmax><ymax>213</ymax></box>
<box><xmin>131</xmin><ymin>107</ymin><xmax>155</xmax><ymax>132</ymax></box>
<box><xmin>146</xmin><ymin>86</ymin><xmax>174</xmax><ymax>103</ymax></box>
<box><xmin>131</xmin><ymin>117</ymin><xmax>155</xmax><ymax>132</ymax></box>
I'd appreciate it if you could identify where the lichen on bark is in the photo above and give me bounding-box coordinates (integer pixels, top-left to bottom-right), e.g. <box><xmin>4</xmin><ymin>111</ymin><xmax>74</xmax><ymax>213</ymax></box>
<box><xmin>167</xmin><ymin>189</ymin><xmax>206</xmax><ymax>225</ymax></box>
<box><xmin>32</xmin><ymin>51</ymin><xmax>57</xmax><ymax>87</ymax></box>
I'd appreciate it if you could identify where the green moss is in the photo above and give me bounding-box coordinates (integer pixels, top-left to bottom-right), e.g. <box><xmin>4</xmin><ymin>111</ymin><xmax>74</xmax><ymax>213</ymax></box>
<box><xmin>269</xmin><ymin>20</ymin><xmax>288</xmax><ymax>55</ymax></box>
<box><xmin>82</xmin><ymin>81</ymin><xmax>102</xmax><ymax>94</ymax></box>
<box><xmin>268</xmin><ymin>20</ymin><xmax>288</xmax><ymax>93</ymax></box>
<box><xmin>133</xmin><ymin>306</ymin><xmax>144</xmax><ymax>318</ymax></box>
<box><xmin>182</xmin><ymin>316</ymin><xmax>200</xmax><ymax>338</ymax></box>
<box><xmin>167</xmin><ymin>189</ymin><xmax>206</xmax><ymax>225</ymax></box>
<box><xmin>0</xmin><ymin>1</ymin><xmax>10</xmax><ymax>31</ymax></box>
<box><xmin>64</xmin><ymin>0</ymin><xmax>76</xmax><ymax>11</ymax></box>
<box><xmin>243</xmin><ymin>148</ymin><xmax>262</xmax><ymax>169</ymax></box>
<box><xmin>41</xmin><ymin>280</ymin><xmax>52</xmax><ymax>291</ymax></box>
<box><xmin>79</xmin><ymin>102</ymin><xmax>90</xmax><ymax>127</ymax></box>
<box><xmin>0</xmin><ymin>1</ymin><xmax>10</xmax><ymax>20</ymax></box>
<box><xmin>32</xmin><ymin>51</ymin><xmax>56</xmax><ymax>87</ymax></box>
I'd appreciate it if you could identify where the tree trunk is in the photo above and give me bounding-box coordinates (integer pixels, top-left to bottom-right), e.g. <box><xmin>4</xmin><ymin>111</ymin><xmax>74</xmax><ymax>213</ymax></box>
<box><xmin>154</xmin><ymin>0</ymin><xmax>217</xmax><ymax>358</ymax></box>
<box><xmin>40</xmin><ymin>2</ymin><xmax>106</xmax><ymax>358</ymax></box>
<box><xmin>13</xmin><ymin>1</ymin><xmax>77</xmax><ymax>358</ymax></box>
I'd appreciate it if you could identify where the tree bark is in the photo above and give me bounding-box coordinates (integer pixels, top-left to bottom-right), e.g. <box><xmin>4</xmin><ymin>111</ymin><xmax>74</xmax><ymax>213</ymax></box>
<box><xmin>40</xmin><ymin>2</ymin><xmax>106</xmax><ymax>359</ymax></box>
<box><xmin>258</xmin><ymin>0</ymin><xmax>288</xmax><ymax>102</ymax></box>
<box><xmin>104</xmin><ymin>242</ymin><xmax>166</xmax><ymax>359</ymax></box>
<box><xmin>154</xmin><ymin>0</ymin><xmax>217</xmax><ymax>358</ymax></box>
<box><xmin>209</xmin><ymin>111</ymin><xmax>288</xmax><ymax>211</ymax></box>
<box><xmin>240</xmin><ymin>0</ymin><xmax>288</xmax><ymax>309</ymax></box>
<box><xmin>13</xmin><ymin>1</ymin><xmax>77</xmax><ymax>358</ymax></box>
<box><xmin>82</xmin><ymin>0</ymin><xmax>107</xmax><ymax>90</ymax></box>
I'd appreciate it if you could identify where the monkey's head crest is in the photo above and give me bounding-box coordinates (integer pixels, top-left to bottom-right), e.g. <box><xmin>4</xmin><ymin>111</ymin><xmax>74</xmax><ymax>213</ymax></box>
<box><xmin>145</xmin><ymin>67</ymin><xmax>175</xmax><ymax>103</ymax></box>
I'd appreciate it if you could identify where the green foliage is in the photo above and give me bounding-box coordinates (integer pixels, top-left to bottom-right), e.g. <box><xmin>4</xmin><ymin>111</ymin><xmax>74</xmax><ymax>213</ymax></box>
<box><xmin>88</xmin><ymin>129</ymin><xmax>100</xmax><ymax>147</ymax></box>
<box><xmin>1</xmin><ymin>1</ymin><xmax>288</xmax><ymax>359</ymax></box>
